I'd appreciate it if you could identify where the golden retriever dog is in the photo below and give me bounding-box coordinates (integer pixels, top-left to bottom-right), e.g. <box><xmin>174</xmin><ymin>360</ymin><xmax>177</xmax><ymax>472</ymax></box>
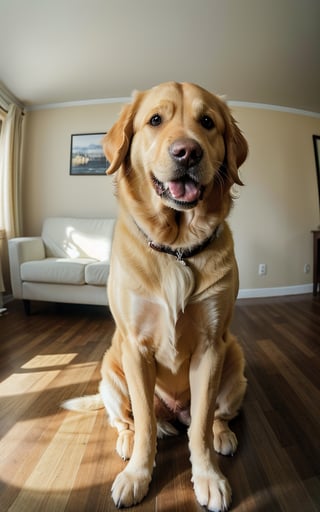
<box><xmin>63</xmin><ymin>81</ymin><xmax>248</xmax><ymax>511</ymax></box>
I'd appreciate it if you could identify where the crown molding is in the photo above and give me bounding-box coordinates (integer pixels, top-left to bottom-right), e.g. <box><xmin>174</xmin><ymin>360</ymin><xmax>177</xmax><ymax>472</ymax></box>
<box><xmin>25</xmin><ymin>96</ymin><xmax>320</xmax><ymax>118</ymax></box>
<box><xmin>228</xmin><ymin>101</ymin><xmax>320</xmax><ymax>119</ymax></box>
<box><xmin>25</xmin><ymin>97</ymin><xmax>131</xmax><ymax>112</ymax></box>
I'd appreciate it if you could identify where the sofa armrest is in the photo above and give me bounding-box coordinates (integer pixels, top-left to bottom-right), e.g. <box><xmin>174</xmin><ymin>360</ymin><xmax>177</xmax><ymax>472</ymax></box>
<box><xmin>8</xmin><ymin>237</ymin><xmax>45</xmax><ymax>298</ymax></box>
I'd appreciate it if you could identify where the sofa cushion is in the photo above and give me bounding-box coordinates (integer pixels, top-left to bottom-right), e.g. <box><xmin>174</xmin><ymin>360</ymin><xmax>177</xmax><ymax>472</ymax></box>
<box><xmin>41</xmin><ymin>217</ymin><xmax>115</xmax><ymax>260</ymax></box>
<box><xmin>20</xmin><ymin>258</ymin><xmax>95</xmax><ymax>285</ymax></box>
<box><xmin>85</xmin><ymin>261</ymin><xmax>109</xmax><ymax>286</ymax></box>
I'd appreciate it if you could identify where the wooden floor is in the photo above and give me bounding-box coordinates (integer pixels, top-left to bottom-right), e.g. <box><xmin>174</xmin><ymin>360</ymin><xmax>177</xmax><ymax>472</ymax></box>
<box><xmin>0</xmin><ymin>295</ymin><xmax>319</xmax><ymax>512</ymax></box>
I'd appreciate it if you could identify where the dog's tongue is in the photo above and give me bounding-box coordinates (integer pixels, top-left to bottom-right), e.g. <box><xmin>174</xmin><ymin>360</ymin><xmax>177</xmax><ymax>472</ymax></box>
<box><xmin>167</xmin><ymin>179</ymin><xmax>200</xmax><ymax>202</ymax></box>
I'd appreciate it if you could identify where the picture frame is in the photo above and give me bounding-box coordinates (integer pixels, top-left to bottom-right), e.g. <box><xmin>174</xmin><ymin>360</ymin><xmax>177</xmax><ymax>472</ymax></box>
<box><xmin>313</xmin><ymin>135</ymin><xmax>320</xmax><ymax>209</ymax></box>
<box><xmin>70</xmin><ymin>133</ymin><xmax>109</xmax><ymax>175</ymax></box>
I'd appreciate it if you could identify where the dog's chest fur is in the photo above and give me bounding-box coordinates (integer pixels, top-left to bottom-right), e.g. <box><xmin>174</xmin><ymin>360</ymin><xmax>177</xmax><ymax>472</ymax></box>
<box><xmin>125</xmin><ymin>260</ymin><xmax>223</xmax><ymax>374</ymax></box>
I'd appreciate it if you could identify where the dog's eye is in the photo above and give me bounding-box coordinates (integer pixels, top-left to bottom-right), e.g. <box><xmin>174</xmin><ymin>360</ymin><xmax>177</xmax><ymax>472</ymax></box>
<box><xmin>149</xmin><ymin>114</ymin><xmax>162</xmax><ymax>127</ymax></box>
<box><xmin>200</xmin><ymin>115</ymin><xmax>215</xmax><ymax>130</ymax></box>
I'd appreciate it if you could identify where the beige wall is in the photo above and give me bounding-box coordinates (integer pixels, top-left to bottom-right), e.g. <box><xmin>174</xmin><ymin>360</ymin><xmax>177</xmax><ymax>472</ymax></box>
<box><xmin>21</xmin><ymin>102</ymin><xmax>320</xmax><ymax>294</ymax></box>
<box><xmin>22</xmin><ymin>103</ymin><xmax>122</xmax><ymax>235</ymax></box>
<box><xmin>229</xmin><ymin>107</ymin><xmax>320</xmax><ymax>292</ymax></box>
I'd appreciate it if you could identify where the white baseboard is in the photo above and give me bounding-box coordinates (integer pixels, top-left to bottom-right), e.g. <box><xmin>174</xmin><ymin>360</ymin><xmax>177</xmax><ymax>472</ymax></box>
<box><xmin>238</xmin><ymin>283</ymin><xmax>313</xmax><ymax>299</ymax></box>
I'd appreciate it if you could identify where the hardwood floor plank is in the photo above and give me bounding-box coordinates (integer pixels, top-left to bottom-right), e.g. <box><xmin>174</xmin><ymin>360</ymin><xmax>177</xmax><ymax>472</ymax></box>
<box><xmin>257</xmin><ymin>339</ymin><xmax>320</xmax><ymax>424</ymax></box>
<box><xmin>245</xmin><ymin>400</ymin><xmax>317</xmax><ymax>512</ymax></box>
<box><xmin>8</xmin><ymin>413</ymin><xmax>98</xmax><ymax>511</ymax></box>
<box><xmin>64</xmin><ymin>411</ymin><xmax>118</xmax><ymax>512</ymax></box>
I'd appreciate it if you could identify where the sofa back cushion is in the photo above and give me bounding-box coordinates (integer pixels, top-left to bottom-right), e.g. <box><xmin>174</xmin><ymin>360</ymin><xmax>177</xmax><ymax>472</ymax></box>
<box><xmin>42</xmin><ymin>217</ymin><xmax>115</xmax><ymax>261</ymax></box>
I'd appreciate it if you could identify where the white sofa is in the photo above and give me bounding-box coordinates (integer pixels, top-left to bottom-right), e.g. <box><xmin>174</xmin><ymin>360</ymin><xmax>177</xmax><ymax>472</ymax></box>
<box><xmin>8</xmin><ymin>217</ymin><xmax>116</xmax><ymax>313</ymax></box>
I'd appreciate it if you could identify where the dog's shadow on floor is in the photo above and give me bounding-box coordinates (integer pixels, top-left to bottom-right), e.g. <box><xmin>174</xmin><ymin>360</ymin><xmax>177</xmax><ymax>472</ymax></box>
<box><xmin>142</xmin><ymin>417</ymin><xmax>247</xmax><ymax>511</ymax></box>
<box><xmin>146</xmin><ymin>427</ymin><xmax>193</xmax><ymax>504</ymax></box>
<box><xmin>143</xmin><ymin>425</ymin><xmax>196</xmax><ymax>508</ymax></box>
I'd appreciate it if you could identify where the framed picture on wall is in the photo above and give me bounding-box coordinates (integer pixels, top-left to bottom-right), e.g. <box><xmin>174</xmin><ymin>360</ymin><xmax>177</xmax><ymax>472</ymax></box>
<box><xmin>70</xmin><ymin>133</ymin><xmax>109</xmax><ymax>175</ymax></box>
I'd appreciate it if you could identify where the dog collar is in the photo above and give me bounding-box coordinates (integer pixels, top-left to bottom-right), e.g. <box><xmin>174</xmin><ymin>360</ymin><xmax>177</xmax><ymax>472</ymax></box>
<box><xmin>137</xmin><ymin>223</ymin><xmax>222</xmax><ymax>264</ymax></box>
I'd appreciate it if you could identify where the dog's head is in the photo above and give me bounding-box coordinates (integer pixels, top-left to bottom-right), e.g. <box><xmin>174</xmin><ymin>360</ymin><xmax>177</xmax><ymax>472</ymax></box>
<box><xmin>103</xmin><ymin>82</ymin><xmax>247</xmax><ymax>218</ymax></box>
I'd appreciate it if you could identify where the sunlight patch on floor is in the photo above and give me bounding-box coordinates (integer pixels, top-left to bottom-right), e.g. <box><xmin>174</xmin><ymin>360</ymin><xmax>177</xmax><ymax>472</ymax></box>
<box><xmin>21</xmin><ymin>353</ymin><xmax>78</xmax><ymax>370</ymax></box>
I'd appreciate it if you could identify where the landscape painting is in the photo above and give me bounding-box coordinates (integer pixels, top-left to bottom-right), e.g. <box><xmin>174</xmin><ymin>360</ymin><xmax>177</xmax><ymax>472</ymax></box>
<box><xmin>70</xmin><ymin>133</ymin><xmax>109</xmax><ymax>175</ymax></box>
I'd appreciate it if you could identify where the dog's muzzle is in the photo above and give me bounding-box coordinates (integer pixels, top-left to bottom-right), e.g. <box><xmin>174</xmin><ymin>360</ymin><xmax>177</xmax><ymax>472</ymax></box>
<box><xmin>152</xmin><ymin>137</ymin><xmax>205</xmax><ymax>209</ymax></box>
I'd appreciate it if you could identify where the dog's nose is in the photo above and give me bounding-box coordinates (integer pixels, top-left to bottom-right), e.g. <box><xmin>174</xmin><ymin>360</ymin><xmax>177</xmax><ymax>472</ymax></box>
<box><xmin>169</xmin><ymin>138</ymin><xmax>203</xmax><ymax>168</ymax></box>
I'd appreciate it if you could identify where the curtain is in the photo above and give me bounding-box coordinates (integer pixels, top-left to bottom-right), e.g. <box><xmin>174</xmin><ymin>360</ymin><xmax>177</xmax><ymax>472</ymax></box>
<box><xmin>0</xmin><ymin>104</ymin><xmax>23</xmax><ymax>239</ymax></box>
<box><xmin>0</xmin><ymin>229</ymin><xmax>5</xmax><ymax>295</ymax></box>
<box><xmin>0</xmin><ymin>103</ymin><xmax>24</xmax><ymax>295</ymax></box>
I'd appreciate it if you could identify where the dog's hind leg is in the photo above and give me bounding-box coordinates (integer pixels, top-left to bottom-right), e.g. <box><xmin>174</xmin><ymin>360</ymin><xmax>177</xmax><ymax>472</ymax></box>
<box><xmin>213</xmin><ymin>334</ymin><xmax>247</xmax><ymax>456</ymax></box>
<box><xmin>100</xmin><ymin>346</ymin><xmax>135</xmax><ymax>460</ymax></box>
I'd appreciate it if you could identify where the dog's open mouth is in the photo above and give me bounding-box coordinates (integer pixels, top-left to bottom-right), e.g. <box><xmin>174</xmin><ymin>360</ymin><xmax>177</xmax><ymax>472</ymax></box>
<box><xmin>152</xmin><ymin>175</ymin><xmax>204</xmax><ymax>208</ymax></box>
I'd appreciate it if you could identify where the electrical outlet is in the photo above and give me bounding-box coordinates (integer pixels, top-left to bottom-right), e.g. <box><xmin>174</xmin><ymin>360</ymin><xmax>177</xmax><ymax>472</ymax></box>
<box><xmin>304</xmin><ymin>263</ymin><xmax>311</xmax><ymax>274</ymax></box>
<box><xmin>258</xmin><ymin>263</ymin><xmax>267</xmax><ymax>276</ymax></box>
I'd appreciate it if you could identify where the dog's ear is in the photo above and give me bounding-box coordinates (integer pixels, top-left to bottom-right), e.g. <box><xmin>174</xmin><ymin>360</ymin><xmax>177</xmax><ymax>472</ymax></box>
<box><xmin>103</xmin><ymin>103</ymin><xmax>134</xmax><ymax>175</ymax></box>
<box><xmin>220</xmin><ymin>105</ymin><xmax>248</xmax><ymax>188</ymax></box>
<box><xmin>103</xmin><ymin>91</ymin><xmax>142</xmax><ymax>175</ymax></box>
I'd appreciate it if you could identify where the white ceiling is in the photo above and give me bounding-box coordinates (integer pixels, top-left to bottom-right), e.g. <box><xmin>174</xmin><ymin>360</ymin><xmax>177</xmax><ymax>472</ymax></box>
<box><xmin>0</xmin><ymin>0</ymin><xmax>319</xmax><ymax>113</ymax></box>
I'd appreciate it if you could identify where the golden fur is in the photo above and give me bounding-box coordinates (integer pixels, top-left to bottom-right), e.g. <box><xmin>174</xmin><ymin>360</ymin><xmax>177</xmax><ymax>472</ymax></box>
<box><xmin>63</xmin><ymin>82</ymin><xmax>248</xmax><ymax>511</ymax></box>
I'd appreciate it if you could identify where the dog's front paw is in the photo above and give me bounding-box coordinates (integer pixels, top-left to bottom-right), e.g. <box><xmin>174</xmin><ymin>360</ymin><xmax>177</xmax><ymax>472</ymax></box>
<box><xmin>116</xmin><ymin>429</ymin><xmax>134</xmax><ymax>460</ymax></box>
<box><xmin>192</xmin><ymin>470</ymin><xmax>231</xmax><ymax>512</ymax></box>
<box><xmin>111</xmin><ymin>468</ymin><xmax>151</xmax><ymax>508</ymax></box>
<box><xmin>213</xmin><ymin>429</ymin><xmax>238</xmax><ymax>456</ymax></box>
<box><xmin>213</xmin><ymin>420</ymin><xmax>238</xmax><ymax>456</ymax></box>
